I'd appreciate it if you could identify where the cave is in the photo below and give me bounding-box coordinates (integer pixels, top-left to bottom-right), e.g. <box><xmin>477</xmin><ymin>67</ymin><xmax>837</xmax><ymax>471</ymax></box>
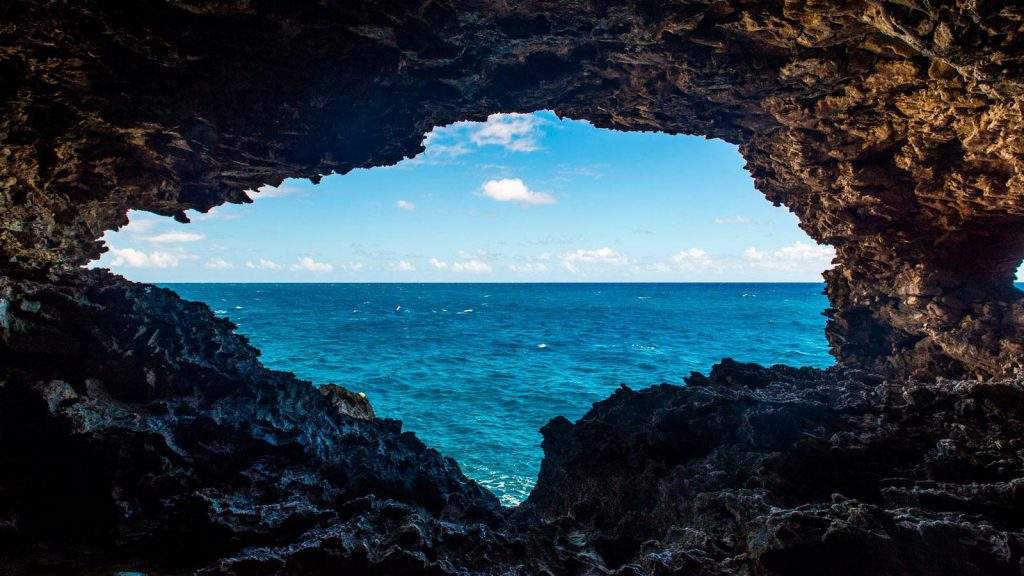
<box><xmin>2</xmin><ymin>2</ymin><xmax>1023</xmax><ymax>575</ymax></box>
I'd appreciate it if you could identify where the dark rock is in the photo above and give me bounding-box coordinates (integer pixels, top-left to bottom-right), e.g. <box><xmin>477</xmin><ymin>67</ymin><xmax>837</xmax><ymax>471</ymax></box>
<box><xmin>321</xmin><ymin>384</ymin><xmax>375</xmax><ymax>420</ymax></box>
<box><xmin>0</xmin><ymin>269</ymin><xmax>511</xmax><ymax>574</ymax></box>
<box><xmin>1</xmin><ymin>271</ymin><xmax>1022</xmax><ymax>574</ymax></box>
<box><xmin>1</xmin><ymin>2</ymin><xmax>1023</xmax><ymax>574</ymax></box>
<box><xmin>523</xmin><ymin>362</ymin><xmax>1024</xmax><ymax>575</ymax></box>
<box><xmin>1</xmin><ymin>0</ymin><xmax>1022</xmax><ymax>378</ymax></box>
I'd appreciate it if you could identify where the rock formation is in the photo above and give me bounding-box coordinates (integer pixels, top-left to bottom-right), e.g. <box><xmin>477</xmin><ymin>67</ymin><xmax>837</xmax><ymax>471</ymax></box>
<box><xmin>3</xmin><ymin>0</ymin><xmax>1022</xmax><ymax>379</ymax></box>
<box><xmin>525</xmin><ymin>360</ymin><xmax>1024</xmax><ymax>575</ymax></box>
<box><xmin>1</xmin><ymin>1</ymin><xmax>1023</xmax><ymax>574</ymax></box>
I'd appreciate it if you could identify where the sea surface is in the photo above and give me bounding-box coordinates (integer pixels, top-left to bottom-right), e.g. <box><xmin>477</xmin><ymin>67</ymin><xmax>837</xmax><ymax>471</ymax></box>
<box><xmin>166</xmin><ymin>283</ymin><xmax>833</xmax><ymax>505</ymax></box>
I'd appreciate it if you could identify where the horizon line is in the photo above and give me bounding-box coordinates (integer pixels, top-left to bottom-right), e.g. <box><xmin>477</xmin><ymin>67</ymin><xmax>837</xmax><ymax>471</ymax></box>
<box><xmin>155</xmin><ymin>280</ymin><xmax>832</xmax><ymax>285</ymax></box>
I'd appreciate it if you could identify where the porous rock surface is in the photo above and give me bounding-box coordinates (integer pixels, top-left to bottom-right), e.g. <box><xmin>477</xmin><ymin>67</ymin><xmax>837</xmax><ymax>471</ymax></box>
<box><xmin>2</xmin><ymin>1</ymin><xmax>1024</xmax><ymax>574</ymax></box>
<box><xmin>3</xmin><ymin>0</ymin><xmax>1023</xmax><ymax>378</ymax></box>
<box><xmin>526</xmin><ymin>360</ymin><xmax>1024</xmax><ymax>575</ymax></box>
<box><xmin>1</xmin><ymin>270</ymin><xmax>513</xmax><ymax>574</ymax></box>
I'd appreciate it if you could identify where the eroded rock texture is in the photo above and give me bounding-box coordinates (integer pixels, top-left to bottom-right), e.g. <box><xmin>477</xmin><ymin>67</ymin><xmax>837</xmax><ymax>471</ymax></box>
<box><xmin>526</xmin><ymin>361</ymin><xmax>1024</xmax><ymax>575</ymax></box>
<box><xmin>2</xmin><ymin>1</ymin><xmax>1024</xmax><ymax>575</ymax></box>
<box><xmin>4</xmin><ymin>295</ymin><xmax>1024</xmax><ymax>576</ymax></box>
<box><xmin>1</xmin><ymin>0</ymin><xmax>1022</xmax><ymax>377</ymax></box>
<box><xmin>0</xmin><ymin>269</ymin><xmax>515</xmax><ymax>574</ymax></box>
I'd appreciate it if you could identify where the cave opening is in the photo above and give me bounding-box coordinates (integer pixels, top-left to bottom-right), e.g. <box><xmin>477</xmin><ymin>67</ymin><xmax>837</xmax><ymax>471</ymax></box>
<box><xmin>91</xmin><ymin>111</ymin><xmax>837</xmax><ymax>504</ymax></box>
<box><xmin>6</xmin><ymin>3</ymin><xmax>1024</xmax><ymax>573</ymax></box>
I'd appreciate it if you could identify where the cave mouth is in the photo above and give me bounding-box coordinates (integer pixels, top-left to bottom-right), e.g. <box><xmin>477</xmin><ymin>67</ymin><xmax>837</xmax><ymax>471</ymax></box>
<box><xmin>6</xmin><ymin>3</ymin><xmax>1024</xmax><ymax>573</ymax></box>
<box><xmin>91</xmin><ymin>112</ymin><xmax>837</xmax><ymax>505</ymax></box>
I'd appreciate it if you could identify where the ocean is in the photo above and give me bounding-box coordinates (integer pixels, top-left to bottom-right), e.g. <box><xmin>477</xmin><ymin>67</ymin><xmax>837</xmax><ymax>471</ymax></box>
<box><xmin>166</xmin><ymin>283</ymin><xmax>833</xmax><ymax>505</ymax></box>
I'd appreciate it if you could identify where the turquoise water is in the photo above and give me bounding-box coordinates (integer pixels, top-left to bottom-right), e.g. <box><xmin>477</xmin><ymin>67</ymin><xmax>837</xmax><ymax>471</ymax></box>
<box><xmin>166</xmin><ymin>283</ymin><xmax>833</xmax><ymax>504</ymax></box>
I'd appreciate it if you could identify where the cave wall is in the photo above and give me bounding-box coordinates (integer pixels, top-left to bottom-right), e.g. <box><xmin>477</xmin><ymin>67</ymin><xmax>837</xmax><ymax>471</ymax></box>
<box><xmin>2</xmin><ymin>0</ymin><xmax>1023</xmax><ymax>378</ymax></box>
<box><xmin>3</xmin><ymin>2</ymin><xmax>1024</xmax><ymax>573</ymax></box>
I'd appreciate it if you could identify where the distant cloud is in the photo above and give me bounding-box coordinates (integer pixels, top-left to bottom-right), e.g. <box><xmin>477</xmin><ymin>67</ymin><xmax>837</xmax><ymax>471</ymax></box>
<box><xmin>481</xmin><ymin>178</ymin><xmax>555</xmax><ymax>205</ymax></box>
<box><xmin>109</xmin><ymin>247</ymin><xmax>189</xmax><ymax>268</ymax></box>
<box><xmin>423</xmin><ymin>131</ymin><xmax>471</xmax><ymax>158</ymax></box>
<box><xmin>246</xmin><ymin>258</ymin><xmax>282</xmax><ymax>270</ymax></box>
<box><xmin>291</xmin><ymin>256</ymin><xmax>334</xmax><ymax>272</ymax></box>
<box><xmin>508</xmin><ymin>262</ymin><xmax>549</xmax><ymax>273</ymax></box>
<box><xmin>560</xmin><ymin>247</ymin><xmax>630</xmax><ymax>273</ymax></box>
<box><xmin>429</xmin><ymin>255</ymin><xmax>491</xmax><ymax>273</ymax></box>
<box><xmin>195</xmin><ymin>206</ymin><xmax>243</xmax><ymax>221</ymax></box>
<box><xmin>402</xmin><ymin>112</ymin><xmax>544</xmax><ymax>167</ymax></box>
<box><xmin>390</xmin><ymin>260</ymin><xmax>416</xmax><ymax>272</ymax></box>
<box><xmin>247</xmin><ymin>183</ymin><xmax>306</xmax><ymax>201</ymax></box>
<box><xmin>744</xmin><ymin>241</ymin><xmax>835</xmax><ymax>273</ymax></box>
<box><xmin>348</xmin><ymin>262</ymin><xmax>365</xmax><ymax>272</ymax></box>
<box><xmin>452</xmin><ymin>259</ymin><xmax>492</xmax><ymax>273</ymax></box>
<box><xmin>120</xmin><ymin>219</ymin><xmax>159</xmax><ymax>235</ymax></box>
<box><xmin>671</xmin><ymin>248</ymin><xmax>713</xmax><ymax>268</ymax></box>
<box><xmin>471</xmin><ymin>113</ymin><xmax>542</xmax><ymax>152</ymax></box>
<box><xmin>713</xmin><ymin>216</ymin><xmax>752</xmax><ymax>225</ymax></box>
<box><xmin>203</xmin><ymin>257</ymin><xmax>234</xmax><ymax>270</ymax></box>
<box><xmin>145</xmin><ymin>231</ymin><xmax>205</xmax><ymax>243</ymax></box>
<box><xmin>396</xmin><ymin>199</ymin><xmax>416</xmax><ymax>211</ymax></box>
<box><xmin>553</xmin><ymin>163</ymin><xmax>607</xmax><ymax>181</ymax></box>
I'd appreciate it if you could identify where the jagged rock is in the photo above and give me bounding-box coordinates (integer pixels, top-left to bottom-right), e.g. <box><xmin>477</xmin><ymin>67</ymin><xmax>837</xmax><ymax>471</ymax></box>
<box><xmin>320</xmin><ymin>384</ymin><xmax>375</xmax><ymax>420</ymax></box>
<box><xmin>523</xmin><ymin>360</ymin><xmax>1024</xmax><ymax>575</ymax></box>
<box><xmin>1</xmin><ymin>0</ymin><xmax>1021</xmax><ymax>377</ymax></box>
<box><xmin>1</xmin><ymin>2</ymin><xmax>1024</xmax><ymax>574</ymax></box>
<box><xmin>0</xmin><ymin>270</ymin><xmax>510</xmax><ymax>574</ymax></box>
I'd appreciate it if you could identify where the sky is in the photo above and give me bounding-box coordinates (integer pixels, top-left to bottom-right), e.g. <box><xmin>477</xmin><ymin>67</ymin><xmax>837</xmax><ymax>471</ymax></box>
<box><xmin>91</xmin><ymin>110</ymin><xmax>844</xmax><ymax>282</ymax></box>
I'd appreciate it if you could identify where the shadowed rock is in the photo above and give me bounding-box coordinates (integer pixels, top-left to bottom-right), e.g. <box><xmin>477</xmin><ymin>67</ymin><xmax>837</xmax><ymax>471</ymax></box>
<box><xmin>1</xmin><ymin>1</ymin><xmax>1023</xmax><ymax>574</ymax></box>
<box><xmin>1</xmin><ymin>0</ymin><xmax>1022</xmax><ymax>378</ymax></box>
<box><xmin>525</xmin><ymin>359</ymin><xmax>1024</xmax><ymax>574</ymax></box>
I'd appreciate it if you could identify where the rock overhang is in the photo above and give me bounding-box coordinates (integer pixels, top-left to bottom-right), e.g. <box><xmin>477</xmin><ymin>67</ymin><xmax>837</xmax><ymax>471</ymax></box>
<box><xmin>3</xmin><ymin>0</ymin><xmax>1022</xmax><ymax>378</ymax></box>
<box><xmin>2</xmin><ymin>3</ymin><xmax>1024</xmax><ymax>573</ymax></box>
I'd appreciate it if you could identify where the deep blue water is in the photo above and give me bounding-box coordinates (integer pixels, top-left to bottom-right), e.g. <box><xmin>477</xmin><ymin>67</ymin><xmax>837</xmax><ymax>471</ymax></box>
<box><xmin>165</xmin><ymin>283</ymin><xmax>833</xmax><ymax>505</ymax></box>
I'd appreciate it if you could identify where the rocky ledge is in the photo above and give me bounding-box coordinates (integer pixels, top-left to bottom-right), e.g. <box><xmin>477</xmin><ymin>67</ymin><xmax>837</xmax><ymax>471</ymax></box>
<box><xmin>2</xmin><ymin>271</ymin><xmax>1022</xmax><ymax>574</ymax></box>
<box><xmin>0</xmin><ymin>270</ymin><xmax>507</xmax><ymax>574</ymax></box>
<box><xmin>526</xmin><ymin>360</ymin><xmax>1024</xmax><ymax>575</ymax></box>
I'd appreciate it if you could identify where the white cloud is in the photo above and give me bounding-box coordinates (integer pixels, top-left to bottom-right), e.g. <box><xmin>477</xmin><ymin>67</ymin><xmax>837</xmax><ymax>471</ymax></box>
<box><xmin>481</xmin><ymin>178</ymin><xmax>555</xmax><ymax>205</ymax></box>
<box><xmin>423</xmin><ymin>131</ymin><xmax>471</xmax><ymax>158</ymax></box>
<box><xmin>744</xmin><ymin>241</ymin><xmax>835</xmax><ymax>273</ymax></box>
<box><xmin>247</xmin><ymin>183</ymin><xmax>305</xmax><ymax>201</ymax></box>
<box><xmin>389</xmin><ymin>260</ymin><xmax>416</xmax><ymax>272</ymax></box>
<box><xmin>471</xmin><ymin>113</ymin><xmax>542</xmax><ymax>152</ymax></box>
<box><xmin>246</xmin><ymin>258</ymin><xmax>281</xmax><ymax>270</ymax></box>
<box><xmin>554</xmin><ymin>164</ymin><xmax>606</xmax><ymax>181</ymax></box>
<box><xmin>452</xmin><ymin>259</ymin><xmax>493</xmax><ymax>273</ymax></box>
<box><xmin>349</xmin><ymin>262</ymin><xmax>365</xmax><ymax>272</ymax></box>
<box><xmin>203</xmin><ymin>257</ymin><xmax>234</xmax><ymax>270</ymax></box>
<box><xmin>290</xmin><ymin>256</ymin><xmax>334</xmax><ymax>272</ymax></box>
<box><xmin>508</xmin><ymin>262</ymin><xmax>549</xmax><ymax>273</ymax></box>
<box><xmin>145</xmin><ymin>231</ymin><xmax>205</xmax><ymax>243</ymax></box>
<box><xmin>429</xmin><ymin>256</ymin><xmax>492</xmax><ymax>273</ymax></box>
<box><xmin>560</xmin><ymin>247</ymin><xmax>630</xmax><ymax>273</ymax></box>
<box><xmin>195</xmin><ymin>206</ymin><xmax>242</xmax><ymax>221</ymax></box>
<box><xmin>400</xmin><ymin>112</ymin><xmax>544</xmax><ymax>167</ymax></box>
<box><xmin>396</xmin><ymin>200</ymin><xmax>416</xmax><ymax>211</ymax></box>
<box><xmin>120</xmin><ymin>219</ymin><xmax>159</xmax><ymax>235</ymax></box>
<box><xmin>713</xmin><ymin>216</ymin><xmax>752</xmax><ymax>225</ymax></box>
<box><xmin>671</xmin><ymin>248</ymin><xmax>713</xmax><ymax>268</ymax></box>
<box><xmin>108</xmin><ymin>248</ymin><xmax>188</xmax><ymax>268</ymax></box>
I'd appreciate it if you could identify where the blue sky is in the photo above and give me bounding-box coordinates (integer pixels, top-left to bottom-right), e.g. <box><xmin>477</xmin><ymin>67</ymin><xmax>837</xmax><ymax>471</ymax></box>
<box><xmin>92</xmin><ymin>111</ymin><xmax>843</xmax><ymax>282</ymax></box>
